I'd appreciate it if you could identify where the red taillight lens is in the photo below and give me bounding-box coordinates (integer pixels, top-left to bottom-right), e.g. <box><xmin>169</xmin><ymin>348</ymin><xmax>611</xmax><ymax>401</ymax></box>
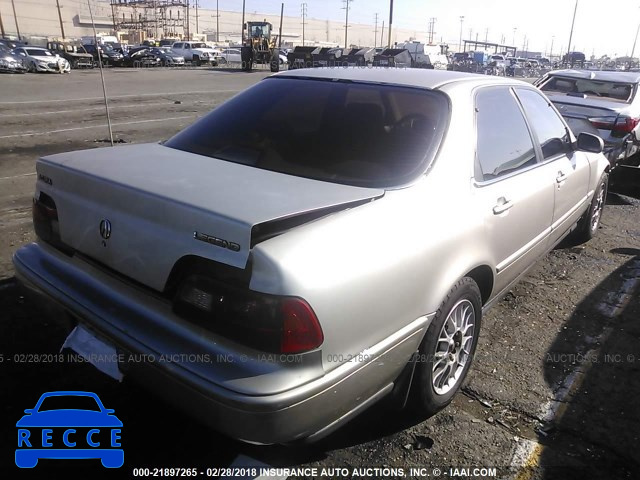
<box><xmin>174</xmin><ymin>275</ymin><xmax>323</xmax><ymax>354</ymax></box>
<box><xmin>613</xmin><ymin>116</ymin><xmax>640</xmax><ymax>134</ymax></box>
<box><xmin>589</xmin><ymin>116</ymin><xmax>640</xmax><ymax>137</ymax></box>
<box><xmin>33</xmin><ymin>192</ymin><xmax>59</xmax><ymax>243</ymax></box>
<box><xmin>588</xmin><ymin>116</ymin><xmax>615</xmax><ymax>130</ymax></box>
<box><xmin>281</xmin><ymin>298</ymin><xmax>323</xmax><ymax>354</ymax></box>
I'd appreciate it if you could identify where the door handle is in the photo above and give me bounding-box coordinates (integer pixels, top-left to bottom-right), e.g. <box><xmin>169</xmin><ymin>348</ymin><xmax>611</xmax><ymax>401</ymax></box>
<box><xmin>493</xmin><ymin>197</ymin><xmax>513</xmax><ymax>215</ymax></box>
<box><xmin>556</xmin><ymin>171</ymin><xmax>567</xmax><ymax>183</ymax></box>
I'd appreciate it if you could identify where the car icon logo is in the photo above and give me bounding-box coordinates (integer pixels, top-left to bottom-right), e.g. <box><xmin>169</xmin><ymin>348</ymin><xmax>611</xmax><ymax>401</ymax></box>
<box><xmin>15</xmin><ymin>391</ymin><xmax>123</xmax><ymax>468</ymax></box>
<box><xmin>99</xmin><ymin>219</ymin><xmax>112</xmax><ymax>240</ymax></box>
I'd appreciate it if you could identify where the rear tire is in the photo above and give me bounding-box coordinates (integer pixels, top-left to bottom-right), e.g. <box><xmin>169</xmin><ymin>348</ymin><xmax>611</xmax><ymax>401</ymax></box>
<box><xmin>193</xmin><ymin>55</ymin><xmax>201</xmax><ymax>66</ymax></box>
<box><xmin>411</xmin><ymin>277</ymin><xmax>482</xmax><ymax>415</ymax></box>
<box><xmin>570</xmin><ymin>172</ymin><xmax>608</xmax><ymax>244</ymax></box>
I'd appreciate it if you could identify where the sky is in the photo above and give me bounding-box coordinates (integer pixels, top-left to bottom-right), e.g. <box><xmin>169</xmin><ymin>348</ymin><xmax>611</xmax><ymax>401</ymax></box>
<box><xmin>200</xmin><ymin>0</ymin><xmax>640</xmax><ymax>58</ymax></box>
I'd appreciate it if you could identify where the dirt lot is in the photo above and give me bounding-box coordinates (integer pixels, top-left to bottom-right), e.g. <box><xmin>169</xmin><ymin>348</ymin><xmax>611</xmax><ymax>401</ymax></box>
<box><xmin>0</xmin><ymin>68</ymin><xmax>639</xmax><ymax>480</ymax></box>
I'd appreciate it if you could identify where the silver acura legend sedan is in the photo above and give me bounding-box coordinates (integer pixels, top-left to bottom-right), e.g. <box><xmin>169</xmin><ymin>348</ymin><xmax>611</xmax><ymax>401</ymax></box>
<box><xmin>14</xmin><ymin>68</ymin><xmax>609</xmax><ymax>444</ymax></box>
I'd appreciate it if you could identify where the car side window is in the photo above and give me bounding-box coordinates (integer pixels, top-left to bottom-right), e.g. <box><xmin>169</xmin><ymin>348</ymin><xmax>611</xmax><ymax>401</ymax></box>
<box><xmin>514</xmin><ymin>88</ymin><xmax>572</xmax><ymax>160</ymax></box>
<box><xmin>174</xmin><ymin>43</ymin><xmax>182</xmax><ymax>49</ymax></box>
<box><xmin>475</xmin><ymin>87</ymin><xmax>537</xmax><ymax>182</ymax></box>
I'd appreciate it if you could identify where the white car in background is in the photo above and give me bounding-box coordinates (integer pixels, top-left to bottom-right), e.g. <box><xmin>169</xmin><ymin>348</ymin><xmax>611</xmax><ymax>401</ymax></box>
<box><xmin>13</xmin><ymin>47</ymin><xmax>70</xmax><ymax>73</ymax></box>
<box><xmin>217</xmin><ymin>47</ymin><xmax>242</xmax><ymax>64</ymax></box>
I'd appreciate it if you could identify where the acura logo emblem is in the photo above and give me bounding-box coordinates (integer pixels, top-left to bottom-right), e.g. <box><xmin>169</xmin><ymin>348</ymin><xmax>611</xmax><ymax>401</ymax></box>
<box><xmin>99</xmin><ymin>219</ymin><xmax>112</xmax><ymax>240</ymax></box>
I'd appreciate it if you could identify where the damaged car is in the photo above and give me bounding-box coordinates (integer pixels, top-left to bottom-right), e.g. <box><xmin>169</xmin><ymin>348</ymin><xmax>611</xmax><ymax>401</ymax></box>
<box><xmin>0</xmin><ymin>44</ymin><xmax>27</xmax><ymax>73</ymax></box>
<box><xmin>535</xmin><ymin>70</ymin><xmax>640</xmax><ymax>168</ymax></box>
<box><xmin>13</xmin><ymin>46</ymin><xmax>70</xmax><ymax>73</ymax></box>
<box><xmin>13</xmin><ymin>69</ymin><xmax>610</xmax><ymax>445</ymax></box>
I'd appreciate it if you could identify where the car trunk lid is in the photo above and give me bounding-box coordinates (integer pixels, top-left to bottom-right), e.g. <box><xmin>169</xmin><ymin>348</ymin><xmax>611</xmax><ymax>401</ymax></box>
<box><xmin>36</xmin><ymin>143</ymin><xmax>383</xmax><ymax>291</ymax></box>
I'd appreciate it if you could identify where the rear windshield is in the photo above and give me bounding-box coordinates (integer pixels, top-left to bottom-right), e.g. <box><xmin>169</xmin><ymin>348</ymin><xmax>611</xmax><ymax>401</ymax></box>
<box><xmin>540</xmin><ymin>76</ymin><xmax>635</xmax><ymax>103</ymax></box>
<box><xmin>165</xmin><ymin>77</ymin><xmax>448</xmax><ymax>188</ymax></box>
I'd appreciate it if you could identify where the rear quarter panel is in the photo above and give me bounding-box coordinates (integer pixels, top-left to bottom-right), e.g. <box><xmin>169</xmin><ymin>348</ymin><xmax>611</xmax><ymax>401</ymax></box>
<box><xmin>250</xmin><ymin>92</ymin><xmax>494</xmax><ymax>372</ymax></box>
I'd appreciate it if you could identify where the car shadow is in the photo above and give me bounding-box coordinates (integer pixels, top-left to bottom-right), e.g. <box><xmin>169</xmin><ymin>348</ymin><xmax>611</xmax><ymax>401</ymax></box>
<box><xmin>538</xmin><ymin>248</ymin><xmax>640</xmax><ymax>478</ymax></box>
<box><xmin>610</xmin><ymin>167</ymin><xmax>640</xmax><ymax>200</ymax></box>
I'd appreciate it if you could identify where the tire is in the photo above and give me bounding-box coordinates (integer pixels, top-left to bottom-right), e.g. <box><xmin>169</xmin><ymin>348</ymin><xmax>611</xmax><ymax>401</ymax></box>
<box><xmin>193</xmin><ymin>55</ymin><xmax>201</xmax><ymax>66</ymax></box>
<box><xmin>570</xmin><ymin>172</ymin><xmax>608</xmax><ymax>244</ymax></box>
<box><xmin>218</xmin><ymin>57</ymin><xmax>227</xmax><ymax>65</ymax></box>
<box><xmin>411</xmin><ymin>277</ymin><xmax>482</xmax><ymax>415</ymax></box>
<box><xmin>28</xmin><ymin>61</ymin><xmax>37</xmax><ymax>73</ymax></box>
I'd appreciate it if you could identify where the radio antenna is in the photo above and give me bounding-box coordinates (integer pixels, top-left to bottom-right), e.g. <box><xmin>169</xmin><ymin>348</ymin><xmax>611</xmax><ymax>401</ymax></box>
<box><xmin>87</xmin><ymin>0</ymin><xmax>114</xmax><ymax>146</ymax></box>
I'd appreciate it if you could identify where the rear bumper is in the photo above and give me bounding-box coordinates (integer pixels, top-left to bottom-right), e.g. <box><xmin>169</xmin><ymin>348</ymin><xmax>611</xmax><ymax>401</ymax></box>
<box><xmin>13</xmin><ymin>242</ymin><xmax>428</xmax><ymax>444</ymax></box>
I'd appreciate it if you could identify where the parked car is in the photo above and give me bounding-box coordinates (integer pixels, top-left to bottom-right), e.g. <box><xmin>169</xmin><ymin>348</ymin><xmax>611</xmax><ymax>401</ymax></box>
<box><xmin>171</xmin><ymin>41</ymin><xmax>218</xmax><ymax>66</ymax></box>
<box><xmin>0</xmin><ymin>44</ymin><xmax>27</xmax><ymax>73</ymax></box>
<box><xmin>535</xmin><ymin>70</ymin><xmax>640</xmax><ymax>168</ymax></box>
<box><xmin>123</xmin><ymin>47</ymin><xmax>162</xmax><ymax>67</ymax></box>
<box><xmin>12</xmin><ymin>47</ymin><xmax>70</xmax><ymax>73</ymax></box>
<box><xmin>47</xmin><ymin>41</ymin><xmax>94</xmax><ymax>69</ymax></box>
<box><xmin>0</xmin><ymin>38</ymin><xmax>27</xmax><ymax>50</ymax></box>
<box><xmin>150</xmin><ymin>47</ymin><xmax>185</xmax><ymax>66</ymax></box>
<box><xmin>13</xmin><ymin>69</ymin><xmax>609</xmax><ymax>445</ymax></box>
<box><xmin>104</xmin><ymin>42</ymin><xmax>128</xmax><ymax>56</ymax></box>
<box><xmin>217</xmin><ymin>47</ymin><xmax>242</xmax><ymax>64</ymax></box>
<box><xmin>82</xmin><ymin>44</ymin><xmax>124</xmax><ymax>66</ymax></box>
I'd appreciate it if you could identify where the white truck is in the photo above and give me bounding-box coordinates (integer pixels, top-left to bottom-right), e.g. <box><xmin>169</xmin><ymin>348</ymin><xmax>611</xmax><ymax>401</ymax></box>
<box><xmin>171</xmin><ymin>41</ymin><xmax>219</xmax><ymax>66</ymax></box>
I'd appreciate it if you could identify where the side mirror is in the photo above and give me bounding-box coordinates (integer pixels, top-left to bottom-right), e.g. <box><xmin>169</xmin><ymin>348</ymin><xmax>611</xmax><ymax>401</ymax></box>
<box><xmin>576</xmin><ymin>132</ymin><xmax>604</xmax><ymax>153</ymax></box>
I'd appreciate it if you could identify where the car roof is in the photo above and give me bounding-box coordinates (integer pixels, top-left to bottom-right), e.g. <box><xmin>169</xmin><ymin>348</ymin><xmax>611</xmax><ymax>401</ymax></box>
<box><xmin>546</xmin><ymin>69</ymin><xmax>640</xmax><ymax>83</ymax></box>
<box><xmin>272</xmin><ymin>67</ymin><xmax>531</xmax><ymax>90</ymax></box>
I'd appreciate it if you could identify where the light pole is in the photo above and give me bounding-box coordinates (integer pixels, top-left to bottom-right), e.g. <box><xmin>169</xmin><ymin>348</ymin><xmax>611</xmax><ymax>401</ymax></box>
<box><xmin>512</xmin><ymin>27</ymin><xmax>517</xmax><ymax>46</ymax></box>
<box><xmin>550</xmin><ymin>35</ymin><xmax>554</xmax><ymax>59</ymax></box>
<box><xmin>567</xmin><ymin>0</ymin><xmax>579</xmax><ymax>56</ymax></box>
<box><xmin>631</xmin><ymin>23</ymin><xmax>640</xmax><ymax>61</ymax></box>
<box><xmin>459</xmin><ymin>16</ymin><xmax>464</xmax><ymax>52</ymax></box>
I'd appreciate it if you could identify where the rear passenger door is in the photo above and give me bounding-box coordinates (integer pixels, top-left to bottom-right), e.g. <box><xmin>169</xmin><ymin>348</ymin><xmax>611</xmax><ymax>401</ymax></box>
<box><xmin>473</xmin><ymin>86</ymin><xmax>556</xmax><ymax>295</ymax></box>
<box><xmin>513</xmin><ymin>88</ymin><xmax>591</xmax><ymax>245</ymax></box>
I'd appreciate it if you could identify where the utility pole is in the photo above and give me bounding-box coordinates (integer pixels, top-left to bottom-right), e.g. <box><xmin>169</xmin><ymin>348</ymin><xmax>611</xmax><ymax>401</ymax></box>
<box><xmin>216</xmin><ymin>0</ymin><xmax>219</xmax><ymax>42</ymax></box>
<box><xmin>343</xmin><ymin>0</ymin><xmax>352</xmax><ymax>49</ymax></box>
<box><xmin>380</xmin><ymin>20</ymin><xmax>384</xmax><ymax>49</ymax></box>
<box><xmin>428</xmin><ymin>17</ymin><xmax>436</xmax><ymax>44</ymax></box>
<box><xmin>278</xmin><ymin>2</ymin><xmax>283</xmax><ymax>48</ymax></box>
<box><xmin>374</xmin><ymin>13</ymin><xmax>378</xmax><ymax>49</ymax></box>
<box><xmin>567</xmin><ymin>0</ymin><xmax>578</xmax><ymax>56</ymax></box>
<box><xmin>241</xmin><ymin>0</ymin><xmax>245</xmax><ymax>43</ymax></box>
<box><xmin>195</xmin><ymin>0</ymin><xmax>199</xmax><ymax>35</ymax></box>
<box><xmin>484</xmin><ymin>28</ymin><xmax>488</xmax><ymax>43</ymax></box>
<box><xmin>301</xmin><ymin>3</ymin><xmax>307</xmax><ymax>46</ymax></box>
<box><xmin>512</xmin><ymin>27</ymin><xmax>517</xmax><ymax>46</ymax></box>
<box><xmin>55</xmin><ymin>0</ymin><xmax>65</xmax><ymax>39</ymax></box>
<box><xmin>10</xmin><ymin>0</ymin><xmax>20</xmax><ymax>40</ymax></box>
<box><xmin>387</xmin><ymin>0</ymin><xmax>393</xmax><ymax>48</ymax></box>
<box><xmin>458</xmin><ymin>16</ymin><xmax>464</xmax><ymax>52</ymax></box>
<box><xmin>550</xmin><ymin>36</ymin><xmax>555</xmax><ymax>58</ymax></box>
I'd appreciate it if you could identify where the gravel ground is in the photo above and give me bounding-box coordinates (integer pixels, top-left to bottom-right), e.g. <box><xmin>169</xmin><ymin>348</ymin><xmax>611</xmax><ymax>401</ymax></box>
<box><xmin>0</xmin><ymin>68</ymin><xmax>638</xmax><ymax>480</ymax></box>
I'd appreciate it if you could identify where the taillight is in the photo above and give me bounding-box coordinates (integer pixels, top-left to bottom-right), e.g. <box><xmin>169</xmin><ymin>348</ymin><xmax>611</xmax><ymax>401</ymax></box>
<box><xmin>173</xmin><ymin>274</ymin><xmax>323</xmax><ymax>354</ymax></box>
<box><xmin>613</xmin><ymin>116</ymin><xmax>640</xmax><ymax>135</ymax></box>
<box><xmin>33</xmin><ymin>192</ymin><xmax>73</xmax><ymax>254</ymax></box>
<box><xmin>33</xmin><ymin>192</ymin><xmax>59</xmax><ymax>243</ymax></box>
<box><xmin>589</xmin><ymin>116</ymin><xmax>640</xmax><ymax>137</ymax></box>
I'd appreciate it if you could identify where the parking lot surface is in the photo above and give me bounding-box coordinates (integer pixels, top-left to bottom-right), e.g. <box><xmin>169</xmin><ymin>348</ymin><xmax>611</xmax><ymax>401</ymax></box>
<box><xmin>0</xmin><ymin>68</ymin><xmax>639</xmax><ymax>479</ymax></box>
